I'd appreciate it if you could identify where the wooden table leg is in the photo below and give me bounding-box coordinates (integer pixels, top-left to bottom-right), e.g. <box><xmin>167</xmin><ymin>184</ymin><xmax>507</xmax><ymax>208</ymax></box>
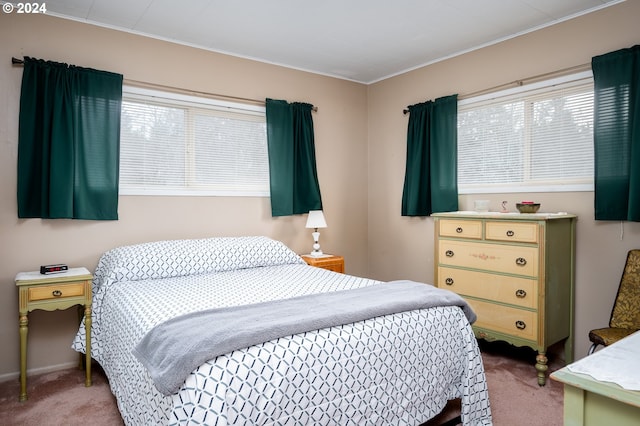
<box><xmin>536</xmin><ymin>351</ymin><xmax>548</xmax><ymax>386</ymax></box>
<box><xmin>18</xmin><ymin>312</ymin><xmax>28</xmax><ymax>402</ymax></box>
<box><xmin>84</xmin><ymin>305</ymin><xmax>92</xmax><ymax>387</ymax></box>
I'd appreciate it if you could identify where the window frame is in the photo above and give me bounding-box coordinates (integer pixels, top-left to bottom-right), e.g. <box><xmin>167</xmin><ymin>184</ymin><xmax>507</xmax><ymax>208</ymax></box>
<box><xmin>119</xmin><ymin>85</ymin><xmax>270</xmax><ymax>197</ymax></box>
<box><xmin>457</xmin><ymin>70</ymin><xmax>595</xmax><ymax>195</ymax></box>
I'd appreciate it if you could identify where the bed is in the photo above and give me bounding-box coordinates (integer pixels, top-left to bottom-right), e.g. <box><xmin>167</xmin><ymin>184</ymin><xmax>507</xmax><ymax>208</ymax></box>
<box><xmin>72</xmin><ymin>236</ymin><xmax>492</xmax><ymax>425</ymax></box>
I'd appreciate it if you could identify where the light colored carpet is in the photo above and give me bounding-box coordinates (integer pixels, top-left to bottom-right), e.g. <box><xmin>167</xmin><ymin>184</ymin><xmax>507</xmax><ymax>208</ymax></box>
<box><xmin>0</xmin><ymin>341</ymin><xmax>564</xmax><ymax>425</ymax></box>
<box><xmin>481</xmin><ymin>341</ymin><xmax>564</xmax><ymax>426</ymax></box>
<box><xmin>427</xmin><ymin>340</ymin><xmax>565</xmax><ymax>425</ymax></box>
<box><xmin>0</xmin><ymin>364</ymin><xmax>122</xmax><ymax>426</ymax></box>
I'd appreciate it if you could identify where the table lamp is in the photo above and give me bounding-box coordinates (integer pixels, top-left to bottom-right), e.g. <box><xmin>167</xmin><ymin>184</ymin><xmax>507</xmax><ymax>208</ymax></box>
<box><xmin>305</xmin><ymin>210</ymin><xmax>327</xmax><ymax>257</ymax></box>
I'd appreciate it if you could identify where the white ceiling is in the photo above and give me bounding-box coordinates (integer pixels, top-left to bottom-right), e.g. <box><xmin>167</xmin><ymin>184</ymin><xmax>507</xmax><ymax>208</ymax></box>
<box><xmin>41</xmin><ymin>0</ymin><xmax>622</xmax><ymax>84</ymax></box>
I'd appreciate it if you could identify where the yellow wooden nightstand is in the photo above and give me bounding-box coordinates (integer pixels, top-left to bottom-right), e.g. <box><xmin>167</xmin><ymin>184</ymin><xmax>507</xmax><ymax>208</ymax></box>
<box><xmin>15</xmin><ymin>267</ymin><xmax>93</xmax><ymax>402</ymax></box>
<box><xmin>301</xmin><ymin>254</ymin><xmax>344</xmax><ymax>273</ymax></box>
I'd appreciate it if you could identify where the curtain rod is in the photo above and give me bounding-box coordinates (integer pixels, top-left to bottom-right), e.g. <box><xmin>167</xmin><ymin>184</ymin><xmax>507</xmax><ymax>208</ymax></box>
<box><xmin>403</xmin><ymin>62</ymin><xmax>591</xmax><ymax>114</ymax></box>
<box><xmin>11</xmin><ymin>57</ymin><xmax>318</xmax><ymax>112</ymax></box>
<box><xmin>125</xmin><ymin>78</ymin><xmax>318</xmax><ymax>112</ymax></box>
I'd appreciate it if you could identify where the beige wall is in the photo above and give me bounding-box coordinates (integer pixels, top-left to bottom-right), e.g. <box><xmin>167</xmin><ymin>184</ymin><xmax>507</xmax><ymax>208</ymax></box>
<box><xmin>367</xmin><ymin>0</ymin><xmax>640</xmax><ymax>359</ymax></box>
<box><xmin>0</xmin><ymin>13</ymin><xmax>369</xmax><ymax>377</ymax></box>
<box><xmin>1</xmin><ymin>1</ymin><xmax>639</xmax><ymax>379</ymax></box>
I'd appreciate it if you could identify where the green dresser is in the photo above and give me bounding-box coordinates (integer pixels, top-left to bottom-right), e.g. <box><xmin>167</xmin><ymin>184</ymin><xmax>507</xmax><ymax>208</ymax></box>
<box><xmin>433</xmin><ymin>211</ymin><xmax>576</xmax><ymax>385</ymax></box>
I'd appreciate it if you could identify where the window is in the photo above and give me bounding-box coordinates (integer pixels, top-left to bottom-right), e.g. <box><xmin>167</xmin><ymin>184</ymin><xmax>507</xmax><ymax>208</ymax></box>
<box><xmin>457</xmin><ymin>71</ymin><xmax>594</xmax><ymax>194</ymax></box>
<box><xmin>119</xmin><ymin>86</ymin><xmax>269</xmax><ymax>196</ymax></box>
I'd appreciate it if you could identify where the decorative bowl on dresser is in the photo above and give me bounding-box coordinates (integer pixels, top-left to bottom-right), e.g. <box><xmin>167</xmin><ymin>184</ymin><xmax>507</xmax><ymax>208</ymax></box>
<box><xmin>516</xmin><ymin>202</ymin><xmax>541</xmax><ymax>213</ymax></box>
<box><xmin>432</xmin><ymin>211</ymin><xmax>576</xmax><ymax>385</ymax></box>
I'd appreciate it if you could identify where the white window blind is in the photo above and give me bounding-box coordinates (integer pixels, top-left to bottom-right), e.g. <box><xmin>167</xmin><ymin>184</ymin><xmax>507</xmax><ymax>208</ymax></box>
<box><xmin>457</xmin><ymin>72</ymin><xmax>594</xmax><ymax>193</ymax></box>
<box><xmin>119</xmin><ymin>86</ymin><xmax>269</xmax><ymax>196</ymax></box>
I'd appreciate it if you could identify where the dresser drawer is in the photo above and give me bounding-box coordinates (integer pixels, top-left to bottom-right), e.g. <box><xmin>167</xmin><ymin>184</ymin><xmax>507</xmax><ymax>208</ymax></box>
<box><xmin>28</xmin><ymin>282</ymin><xmax>85</xmax><ymax>302</ymax></box>
<box><xmin>485</xmin><ymin>221</ymin><xmax>539</xmax><ymax>243</ymax></box>
<box><xmin>438</xmin><ymin>240</ymin><xmax>538</xmax><ymax>277</ymax></box>
<box><xmin>467</xmin><ymin>298</ymin><xmax>538</xmax><ymax>341</ymax></box>
<box><xmin>438</xmin><ymin>267</ymin><xmax>538</xmax><ymax>309</ymax></box>
<box><xmin>439</xmin><ymin>219</ymin><xmax>483</xmax><ymax>239</ymax></box>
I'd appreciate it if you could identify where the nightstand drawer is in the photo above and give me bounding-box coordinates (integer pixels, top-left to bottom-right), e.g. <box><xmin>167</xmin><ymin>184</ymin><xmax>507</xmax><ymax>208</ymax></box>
<box><xmin>319</xmin><ymin>261</ymin><xmax>344</xmax><ymax>273</ymax></box>
<box><xmin>468</xmin><ymin>298</ymin><xmax>538</xmax><ymax>341</ymax></box>
<box><xmin>301</xmin><ymin>255</ymin><xmax>344</xmax><ymax>273</ymax></box>
<box><xmin>438</xmin><ymin>267</ymin><xmax>538</xmax><ymax>308</ymax></box>
<box><xmin>28</xmin><ymin>282</ymin><xmax>85</xmax><ymax>302</ymax></box>
<box><xmin>438</xmin><ymin>240</ymin><xmax>538</xmax><ymax>277</ymax></box>
<box><xmin>485</xmin><ymin>221</ymin><xmax>539</xmax><ymax>243</ymax></box>
<box><xmin>439</xmin><ymin>219</ymin><xmax>483</xmax><ymax>239</ymax></box>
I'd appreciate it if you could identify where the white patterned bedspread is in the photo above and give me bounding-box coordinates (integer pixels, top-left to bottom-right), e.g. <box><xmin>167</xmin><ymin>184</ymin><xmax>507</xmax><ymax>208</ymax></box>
<box><xmin>72</xmin><ymin>236</ymin><xmax>491</xmax><ymax>425</ymax></box>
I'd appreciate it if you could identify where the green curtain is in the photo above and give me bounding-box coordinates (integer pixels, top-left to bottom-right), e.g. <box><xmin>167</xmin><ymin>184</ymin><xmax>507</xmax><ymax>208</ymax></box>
<box><xmin>265</xmin><ymin>98</ymin><xmax>323</xmax><ymax>216</ymax></box>
<box><xmin>592</xmin><ymin>45</ymin><xmax>640</xmax><ymax>222</ymax></box>
<box><xmin>18</xmin><ymin>57</ymin><xmax>123</xmax><ymax>220</ymax></box>
<box><xmin>402</xmin><ymin>94</ymin><xmax>458</xmax><ymax>216</ymax></box>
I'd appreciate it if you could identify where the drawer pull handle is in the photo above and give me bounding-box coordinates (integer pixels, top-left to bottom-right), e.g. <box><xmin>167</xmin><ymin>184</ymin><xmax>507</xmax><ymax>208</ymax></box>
<box><xmin>515</xmin><ymin>289</ymin><xmax>527</xmax><ymax>298</ymax></box>
<box><xmin>445</xmin><ymin>278</ymin><xmax>454</xmax><ymax>285</ymax></box>
<box><xmin>52</xmin><ymin>290</ymin><xmax>63</xmax><ymax>297</ymax></box>
<box><xmin>515</xmin><ymin>320</ymin><xmax>526</xmax><ymax>330</ymax></box>
<box><xmin>445</xmin><ymin>250</ymin><xmax>454</xmax><ymax>257</ymax></box>
<box><xmin>506</xmin><ymin>230</ymin><xmax>514</xmax><ymax>237</ymax></box>
<box><xmin>515</xmin><ymin>257</ymin><xmax>527</xmax><ymax>266</ymax></box>
<box><xmin>456</xmin><ymin>227</ymin><xmax>463</xmax><ymax>233</ymax></box>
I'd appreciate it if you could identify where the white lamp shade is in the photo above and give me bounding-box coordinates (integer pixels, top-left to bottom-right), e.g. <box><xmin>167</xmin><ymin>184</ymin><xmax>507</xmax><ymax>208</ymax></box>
<box><xmin>305</xmin><ymin>210</ymin><xmax>327</xmax><ymax>229</ymax></box>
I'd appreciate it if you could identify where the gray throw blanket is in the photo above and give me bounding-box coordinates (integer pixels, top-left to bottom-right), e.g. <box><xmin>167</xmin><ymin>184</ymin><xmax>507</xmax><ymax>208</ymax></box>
<box><xmin>133</xmin><ymin>280</ymin><xmax>476</xmax><ymax>395</ymax></box>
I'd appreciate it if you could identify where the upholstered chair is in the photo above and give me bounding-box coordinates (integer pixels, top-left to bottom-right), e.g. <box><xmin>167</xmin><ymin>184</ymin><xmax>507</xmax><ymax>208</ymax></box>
<box><xmin>588</xmin><ymin>249</ymin><xmax>640</xmax><ymax>354</ymax></box>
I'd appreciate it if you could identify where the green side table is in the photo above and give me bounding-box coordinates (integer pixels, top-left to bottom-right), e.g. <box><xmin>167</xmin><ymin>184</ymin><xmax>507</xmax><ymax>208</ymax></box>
<box><xmin>15</xmin><ymin>267</ymin><xmax>93</xmax><ymax>402</ymax></box>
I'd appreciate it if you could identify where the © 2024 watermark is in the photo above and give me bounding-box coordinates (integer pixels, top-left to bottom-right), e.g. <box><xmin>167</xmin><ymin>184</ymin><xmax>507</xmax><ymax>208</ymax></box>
<box><xmin>3</xmin><ymin>2</ymin><xmax>47</xmax><ymax>14</ymax></box>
